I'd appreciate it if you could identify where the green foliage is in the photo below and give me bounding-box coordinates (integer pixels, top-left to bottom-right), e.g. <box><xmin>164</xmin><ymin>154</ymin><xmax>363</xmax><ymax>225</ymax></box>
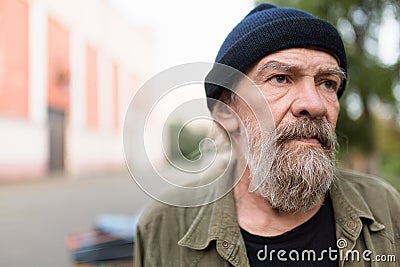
<box><xmin>256</xmin><ymin>0</ymin><xmax>400</xmax><ymax>178</ymax></box>
<box><xmin>376</xmin><ymin>118</ymin><xmax>400</xmax><ymax>186</ymax></box>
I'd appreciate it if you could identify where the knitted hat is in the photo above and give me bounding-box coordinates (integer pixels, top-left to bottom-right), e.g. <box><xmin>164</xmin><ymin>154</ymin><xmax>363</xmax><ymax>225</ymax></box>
<box><xmin>205</xmin><ymin>3</ymin><xmax>347</xmax><ymax>111</ymax></box>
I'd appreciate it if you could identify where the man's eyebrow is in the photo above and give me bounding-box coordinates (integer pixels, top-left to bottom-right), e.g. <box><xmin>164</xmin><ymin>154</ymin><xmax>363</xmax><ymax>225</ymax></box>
<box><xmin>254</xmin><ymin>61</ymin><xmax>347</xmax><ymax>82</ymax></box>
<box><xmin>317</xmin><ymin>67</ymin><xmax>347</xmax><ymax>81</ymax></box>
<box><xmin>254</xmin><ymin>61</ymin><xmax>295</xmax><ymax>82</ymax></box>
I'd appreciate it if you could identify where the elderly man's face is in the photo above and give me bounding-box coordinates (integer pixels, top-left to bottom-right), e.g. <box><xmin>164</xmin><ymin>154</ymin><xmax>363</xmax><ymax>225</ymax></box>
<box><xmin>240</xmin><ymin>48</ymin><xmax>341</xmax><ymax>132</ymax></box>
<box><xmin>232</xmin><ymin>48</ymin><xmax>344</xmax><ymax>213</ymax></box>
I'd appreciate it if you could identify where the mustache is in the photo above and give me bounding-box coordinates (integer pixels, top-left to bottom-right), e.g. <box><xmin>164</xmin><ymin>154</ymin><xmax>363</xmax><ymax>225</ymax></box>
<box><xmin>275</xmin><ymin>118</ymin><xmax>337</xmax><ymax>150</ymax></box>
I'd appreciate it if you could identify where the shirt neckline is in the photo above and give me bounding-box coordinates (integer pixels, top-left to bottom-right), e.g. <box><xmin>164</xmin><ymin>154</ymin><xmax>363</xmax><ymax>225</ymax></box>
<box><xmin>240</xmin><ymin>193</ymin><xmax>332</xmax><ymax>244</ymax></box>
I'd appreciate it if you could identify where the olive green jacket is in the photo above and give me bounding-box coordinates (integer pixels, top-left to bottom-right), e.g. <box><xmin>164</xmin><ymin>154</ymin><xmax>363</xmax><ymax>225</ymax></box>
<box><xmin>135</xmin><ymin>170</ymin><xmax>400</xmax><ymax>266</ymax></box>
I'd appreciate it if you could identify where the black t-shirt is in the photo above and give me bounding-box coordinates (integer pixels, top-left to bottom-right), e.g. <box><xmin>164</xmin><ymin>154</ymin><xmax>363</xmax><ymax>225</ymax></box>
<box><xmin>241</xmin><ymin>194</ymin><xmax>338</xmax><ymax>266</ymax></box>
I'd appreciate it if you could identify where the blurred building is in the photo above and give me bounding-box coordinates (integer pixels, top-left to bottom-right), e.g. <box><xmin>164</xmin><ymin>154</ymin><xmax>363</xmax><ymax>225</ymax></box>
<box><xmin>0</xmin><ymin>0</ymin><xmax>155</xmax><ymax>180</ymax></box>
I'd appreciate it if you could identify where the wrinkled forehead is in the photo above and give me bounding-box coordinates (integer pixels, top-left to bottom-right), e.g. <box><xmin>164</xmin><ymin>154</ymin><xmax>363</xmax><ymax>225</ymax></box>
<box><xmin>247</xmin><ymin>48</ymin><xmax>341</xmax><ymax>76</ymax></box>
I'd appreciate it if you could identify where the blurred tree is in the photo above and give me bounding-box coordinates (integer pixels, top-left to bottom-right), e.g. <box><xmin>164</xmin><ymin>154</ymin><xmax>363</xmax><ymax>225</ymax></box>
<box><xmin>256</xmin><ymin>0</ymin><xmax>400</xmax><ymax>174</ymax></box>
<box><xmin>376</xmin><ymin>117</ymin><xmax>400</xmax><ymax>189</ymax></box>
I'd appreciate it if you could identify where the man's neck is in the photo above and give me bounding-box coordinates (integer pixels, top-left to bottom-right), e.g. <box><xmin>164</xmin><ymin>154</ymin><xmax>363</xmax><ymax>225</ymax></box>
<box><xmin>233</xmin><ymin>167</ymin><xmax>324</xmax><ymax>237</ymax></box>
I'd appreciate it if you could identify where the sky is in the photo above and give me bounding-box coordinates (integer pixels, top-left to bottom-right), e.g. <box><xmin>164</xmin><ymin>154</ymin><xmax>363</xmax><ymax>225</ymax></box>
<box><xmin>109</xmin><ymin>0</ymin><xmax>399</xmax><ymax>72</ymax></box>
<box><xmin>377</xmin><ymin>5</ymin><xmax>400</xmax><ymax>66</ymax></box>
<box><xmin>108</xmin><ymin>0</ymin><xmax>254</xmax><ymax>72</ymax></box>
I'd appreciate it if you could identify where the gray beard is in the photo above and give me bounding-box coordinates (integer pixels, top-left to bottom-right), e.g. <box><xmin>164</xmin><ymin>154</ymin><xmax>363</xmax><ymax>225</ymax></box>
<box><xmin>244</xmin><ymin>117</ymin><xmax>337</xmax><ymax>213</ymax></box>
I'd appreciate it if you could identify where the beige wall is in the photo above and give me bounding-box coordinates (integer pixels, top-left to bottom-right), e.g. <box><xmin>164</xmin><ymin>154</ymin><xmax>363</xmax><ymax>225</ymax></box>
<box><xmin>0</xmin><ymin>0</ymin><xmax>155</xmax><ymax>179</ymax></box>
<box><xmin>25</xmin><ymin>0</ymin><xmax>155</xmax><ymax>76</ymax></box>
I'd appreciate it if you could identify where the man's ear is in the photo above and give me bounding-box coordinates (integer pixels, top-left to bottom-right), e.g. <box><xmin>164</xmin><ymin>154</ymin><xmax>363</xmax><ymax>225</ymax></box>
<box><xmin>212</xmin><ymin>101</ymin><xmax>239</xmax><ymax>133</ymax></box>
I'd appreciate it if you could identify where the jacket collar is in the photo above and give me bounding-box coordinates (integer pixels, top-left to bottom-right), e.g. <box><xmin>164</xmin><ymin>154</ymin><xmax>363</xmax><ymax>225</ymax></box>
<box><xmin>178</xmin><ymin>190</ymin><xmax>249</xmax><ymax>266</ymax></box>
<box><xmin>178</xmin><ymin>161</ymin><xmax>241</xmax><ymax>250</ymax></box>
<box><xmin>330</xmin><ymin>169</ymin><xmax>385</xmax><ymax>238</ymax></box>
<box><xmin>177</xmin><ymin>158</ymin><xmax>249</xmax><ymax>265</ymax></box>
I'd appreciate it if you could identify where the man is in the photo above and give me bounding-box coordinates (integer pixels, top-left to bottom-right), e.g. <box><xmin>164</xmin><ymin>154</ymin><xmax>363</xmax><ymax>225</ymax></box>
<box><xmin>135</xmin><ymin>3</ymin><xmax>400</xmax><ymax>266</ymax></box>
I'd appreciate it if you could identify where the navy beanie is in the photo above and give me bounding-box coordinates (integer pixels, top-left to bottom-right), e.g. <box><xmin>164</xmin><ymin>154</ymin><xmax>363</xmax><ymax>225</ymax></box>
<box><xmin>205</xmin><ymin>3</ymin><xmax>347</xmax><ymax>111</ymax></box>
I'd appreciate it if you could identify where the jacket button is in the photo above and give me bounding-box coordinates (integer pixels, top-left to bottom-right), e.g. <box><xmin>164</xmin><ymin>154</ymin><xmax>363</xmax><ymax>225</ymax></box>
<box><xmin>346</xmin><ymin>221</ymin><xmax>357</xmax><ymax>230</ymax></box>
<box><xmin>222</xmin><ymin>240</ymin><xmax>230</xmax><ymax>249</ymax></box>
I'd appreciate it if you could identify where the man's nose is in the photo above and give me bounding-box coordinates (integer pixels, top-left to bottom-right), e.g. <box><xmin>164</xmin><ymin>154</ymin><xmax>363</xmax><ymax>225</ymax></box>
<box><xmin>291</xmin><ymin>79</ymin><xmax>328</xmax><ymax>119</ymax></box>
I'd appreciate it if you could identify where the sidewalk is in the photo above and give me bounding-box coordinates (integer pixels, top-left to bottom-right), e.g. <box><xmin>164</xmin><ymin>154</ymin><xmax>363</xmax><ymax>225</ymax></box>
<box><xmin>0</xmin><ymin>170</ymin><xmax>152</xmax><ymax>267</ymax></box>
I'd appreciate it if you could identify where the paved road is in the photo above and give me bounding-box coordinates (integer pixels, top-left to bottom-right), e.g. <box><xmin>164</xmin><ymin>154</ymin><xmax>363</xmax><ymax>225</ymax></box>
<box><xmin>0</xmin><ymin>170</ymin><xmax>154</xmax><ymax>267</ymax></box>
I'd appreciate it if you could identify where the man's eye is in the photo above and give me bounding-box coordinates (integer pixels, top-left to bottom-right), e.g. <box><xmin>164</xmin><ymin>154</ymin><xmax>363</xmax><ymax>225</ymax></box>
<box><xmin>322</xmin><ymin>80</ymin><xmax>338</xmax><ymax>91</ymax></box>
<box><xmin>270</xmin><ymin>75</ymin><xmax>288</xmax><ymax>84</ymax></box>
